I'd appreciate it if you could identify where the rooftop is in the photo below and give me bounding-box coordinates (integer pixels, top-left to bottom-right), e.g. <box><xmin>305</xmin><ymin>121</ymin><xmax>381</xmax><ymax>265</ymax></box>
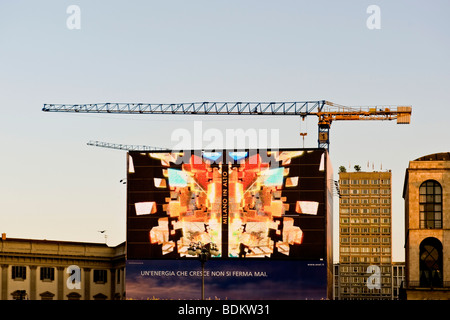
<box><xmin>414</xmin><ymin>152</ymin><xmax>450</xmax><ymax>161</ymax></box>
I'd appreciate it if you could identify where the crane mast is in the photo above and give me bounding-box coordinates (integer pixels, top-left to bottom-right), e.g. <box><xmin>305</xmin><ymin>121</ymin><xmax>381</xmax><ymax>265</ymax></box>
<box><xmin>43</xmin><ymin>100</ymin><xmax>411</xmax><ymax>151</ymax></box>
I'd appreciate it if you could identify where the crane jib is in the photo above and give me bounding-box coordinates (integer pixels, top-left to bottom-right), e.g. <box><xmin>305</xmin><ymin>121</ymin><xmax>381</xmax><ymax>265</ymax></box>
<box><xmin>42</xmin><ymin>101</ymin><xmax>329</xmax><ymax>115</ymax></box>
<box><xmin>42</xmin><ymin>101</ymin><xmax>411</xmax><ymax>151</ymax></box>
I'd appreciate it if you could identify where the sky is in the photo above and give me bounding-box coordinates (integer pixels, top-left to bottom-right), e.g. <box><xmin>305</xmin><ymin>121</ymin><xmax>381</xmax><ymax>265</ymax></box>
<box><xmin>0</xmin><ymin>0</ymin><xmax>449</xmax><ymax>263</ymax></box>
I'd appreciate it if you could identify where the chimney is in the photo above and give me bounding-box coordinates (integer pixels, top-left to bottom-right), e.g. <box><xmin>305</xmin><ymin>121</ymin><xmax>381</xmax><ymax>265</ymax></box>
<box><xmin>1</xmin><ymin>233</ymin><xmax>6</xmax><ymax>240</ymax></box>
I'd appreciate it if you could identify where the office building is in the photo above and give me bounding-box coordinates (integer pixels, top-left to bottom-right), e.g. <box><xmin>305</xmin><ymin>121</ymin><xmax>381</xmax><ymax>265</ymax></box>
<box><xmin>337</xmin><ymin>170</ymin><xmax>392</xmax><ymax>299</ymax></box>
<box><xmin>392</xmin><ymin>262</ymin><xmax>406</xmax><ymax>299</ymax></box>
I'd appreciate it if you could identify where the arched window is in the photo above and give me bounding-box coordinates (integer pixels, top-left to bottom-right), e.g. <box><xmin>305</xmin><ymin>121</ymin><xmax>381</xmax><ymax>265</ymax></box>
<box><xmin>419</xmin><ymin>237</ymin><xmax>443</xmax><ymax>287</ymax></box>
<box><xmin>419</xmin><ymin>180</ymin><xmax>442</xmax><ymax>229</ymax></box>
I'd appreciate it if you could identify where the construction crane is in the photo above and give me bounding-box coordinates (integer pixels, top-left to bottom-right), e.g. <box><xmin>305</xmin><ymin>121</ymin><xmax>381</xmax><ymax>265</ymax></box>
<box><xmin>87</xmin><ymin>140</ymin><xmax>166</xmax><ymax>151</ymax></box>
<box><xmin>43</xmin><ymin>100</ymin><xmax>412</xmax><ymax>150</ymax></box>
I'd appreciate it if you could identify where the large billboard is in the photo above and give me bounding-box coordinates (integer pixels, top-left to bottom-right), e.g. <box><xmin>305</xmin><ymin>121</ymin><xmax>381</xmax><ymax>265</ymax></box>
<box><xmin>126</xmin><ymin>149</ymin><xmax>333</xmax><ymax>299</ymax></box>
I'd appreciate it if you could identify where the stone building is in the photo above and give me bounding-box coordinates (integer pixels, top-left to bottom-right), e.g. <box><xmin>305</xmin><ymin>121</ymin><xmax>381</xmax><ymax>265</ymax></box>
<box><xmin>403</xmin><ymin>152</ymin><xmax>450</xmax><ymax>299</ymax></box>
<box><xmin>0</xmin><ymin>235</ymin><xmax>125</xmax><ymax>300</ymax></box>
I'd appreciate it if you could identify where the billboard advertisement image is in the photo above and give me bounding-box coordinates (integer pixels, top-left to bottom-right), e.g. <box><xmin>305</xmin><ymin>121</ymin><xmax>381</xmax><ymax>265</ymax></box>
<box><xmin>126</xmin><ymin>149</ymin><xmax>332</xmax><ymax>299</ymax></box>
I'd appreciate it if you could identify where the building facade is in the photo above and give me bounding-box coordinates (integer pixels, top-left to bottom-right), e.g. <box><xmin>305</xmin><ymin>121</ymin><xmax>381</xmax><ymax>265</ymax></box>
<box><xmin>0</xmin><ymin>236</ymin><xmax>125</xmax><ymax>300</ymax></box>
<box><xmin>333</xmin><ymin>262</ymin><xmax>405</xmax><ymax>300</ymax></box>
<box><xmin>403</xmin><ymin>152</ymin><xmax>450</xmax><ymax>300</ymax></box>
<box><xmin>337</xmin><ymin>170</ymin><xmax>393</xmax><ymax>299</ymax></box>
<box><xmin>392</xmin><ymin>262</ymin><xmax>406</xmax><ymax>299</ymax></box>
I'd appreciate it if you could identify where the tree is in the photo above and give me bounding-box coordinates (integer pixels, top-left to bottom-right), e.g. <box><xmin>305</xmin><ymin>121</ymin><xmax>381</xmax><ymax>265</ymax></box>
<box><xmin>339</xmin><ymin>166</ymin><xmax>347</xmax><ymax>173</ymax></box>
<box><xmin>354</xmin><ymin>165</ymin><xmax>361</xmax><ymax>172</ymax></box>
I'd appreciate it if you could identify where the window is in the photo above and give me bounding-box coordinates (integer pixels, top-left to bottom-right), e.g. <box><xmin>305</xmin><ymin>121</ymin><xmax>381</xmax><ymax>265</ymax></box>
<box><xmin>12</xmin><ymin>266</ymin><xmax>26</xmax><ymax>280</ymax></box>
<box><xmin>361</xmin><ymin>257</ymin><xmax>369</xmax><ymax>263</ymax></box>
<box><xmin>340</xmin><ymin>179</ymin><xmax>349</xmax><ymax>185</ymax></box>
<box><xmin>419</xmin><ymin>237</ymin><xmax>443</xmax><ymax>287</ymax></box>
<box><xmin>93</xmin><ymin>270</ymin><xmax>108</xmax><ymax>284</ymax></box>
<box><xmin>351</xmin><ymin>180</ymin><xmax>359</xmax><ymax>185</ymax></box>
<box><xmin>381</xmin><ymin>288</ymin><xmax>391</xmax><ymax>295</ymax></box>
<box><xmin>419</xmin><ymin>180</ymin><xmax>442</xmax><ymax>229</ymax></box>
<box><xmin>40</xmin><ymin>267</ymin><xmax>55</xmax><ymax>281</ymax></box>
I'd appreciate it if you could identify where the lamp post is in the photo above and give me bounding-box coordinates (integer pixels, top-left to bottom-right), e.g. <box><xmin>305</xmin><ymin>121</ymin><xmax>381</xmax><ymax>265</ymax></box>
<box><xmin>187</xmin><ymin>242</ymin><xmax>219</xmax><ymax>300</ymax></box>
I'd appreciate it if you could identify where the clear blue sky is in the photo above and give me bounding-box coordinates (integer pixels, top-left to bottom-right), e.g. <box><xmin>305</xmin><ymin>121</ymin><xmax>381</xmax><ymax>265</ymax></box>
<box><xmin>0</xmin><ymin>1</ymin><xmax>449</xmax><ymax>262</ymax></box>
